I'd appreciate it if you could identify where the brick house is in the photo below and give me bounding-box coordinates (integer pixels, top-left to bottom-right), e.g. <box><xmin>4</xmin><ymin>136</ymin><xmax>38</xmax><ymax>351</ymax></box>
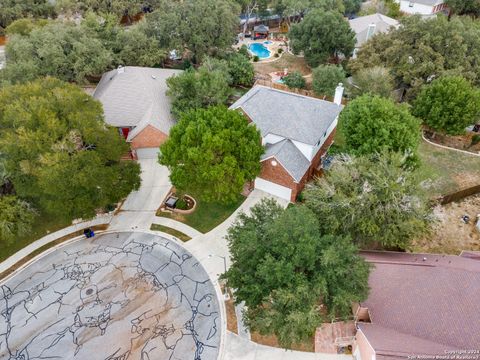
<box><xmin>230</xmin><ymin>85</ymin><xmax>344</xmax><ymax>202</ymax></box>
<box><xmin>394</xmin><ymin>0</ymin><xmax>449</xmax><ymax>16</ymax></box>
<box><xmin>93</xmin><ymin>66</ymin><xmax>182</xmax><ymax>157</ymax></box>
<box><xmin>352</xmin><ymin>251</ymin><xmax>480</xmax><ymax>359</ymax></box>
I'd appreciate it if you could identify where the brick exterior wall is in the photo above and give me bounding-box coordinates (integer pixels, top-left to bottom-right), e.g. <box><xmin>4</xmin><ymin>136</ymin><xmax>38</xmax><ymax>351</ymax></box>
<box><xmin>259</xmin><ymin>129</ymin><xmax>336</xmax><ymax>202</ymax></box>
<box><xmin>130</xmin><ymin>125</ymin><xmax>168</xmax><ymax>150</ymax></box>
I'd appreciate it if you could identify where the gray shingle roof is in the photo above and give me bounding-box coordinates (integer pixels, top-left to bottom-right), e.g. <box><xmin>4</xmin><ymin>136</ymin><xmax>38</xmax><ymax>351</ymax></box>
<box><xmin>349</xmin><ymin>13</ymin><xmax>399</xmax><ymax>48</ymax></box>
<box><xmin>262</xmin><ymin>139</ymin><xmax>311</xmax><ymax>182</ymax></box>
<box><xmin>230</xmin><ymin>86</ymin><xmax>342</xmax><ymax>146</ymax></box>
<box><xmin>93</xmin><ymin>66</ymin><xmax>182</xmax><ymax>138</ymax></box>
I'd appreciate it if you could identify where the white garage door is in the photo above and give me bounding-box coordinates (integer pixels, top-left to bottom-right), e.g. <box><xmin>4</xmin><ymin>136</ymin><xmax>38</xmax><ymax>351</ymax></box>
<box><xmin>135</xmin><ymin>147</ymin><xmax>160</xmax><ymax>159</ymax></box>
<box><xmin>254</xmin><ymin>178</ymin><xmax>292</xmax><ymax>201</ymax></box>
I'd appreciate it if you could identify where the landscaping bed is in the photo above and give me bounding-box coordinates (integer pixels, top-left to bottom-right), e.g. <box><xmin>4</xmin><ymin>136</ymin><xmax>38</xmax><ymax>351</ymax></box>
<box><xmin>150</xmin><ymin>224</ymin><xmax>192</xmax><ymax>242</ymax></box>
<box><xmin>156</xmin><ymin>194</ymin><xmax>246</xmax><ymax>233</ymax></box>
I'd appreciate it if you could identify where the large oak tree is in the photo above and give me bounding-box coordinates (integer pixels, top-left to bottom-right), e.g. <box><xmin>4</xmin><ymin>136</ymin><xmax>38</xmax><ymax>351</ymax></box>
<box><xmin>223</xmin><ymin>200</ymin><xmax>370</xmax><ymax>347</ymax></box>
<box><xmin>0</xmin><ymin>78</ymin><xmax>140</xmax><ymax>220</ymax></box>
<box><xmin>159</xmin><ymin>106</ymin><xmax>263</xmax><ymax>203</ymax></box>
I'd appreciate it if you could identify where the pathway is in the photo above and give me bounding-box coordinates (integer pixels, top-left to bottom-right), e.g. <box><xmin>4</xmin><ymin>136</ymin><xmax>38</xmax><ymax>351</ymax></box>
<box><xmin>109</xmin><ymin>148</ymin><xmax>171</xmax><ymax>231</ymax></box>
<box><xmin>225</xmin><ymin>331</ymin><xmax>352</xmax><ymax>360</ymax></box>
<box><xmin>152</xmin><ymin>216</ymin><xmax>203</xmax><ymax>238</ymax></box>
<box><xmin>183</xmin><ymin>189</ymin><xmax>289</xmax><ymax>284</ymax></box>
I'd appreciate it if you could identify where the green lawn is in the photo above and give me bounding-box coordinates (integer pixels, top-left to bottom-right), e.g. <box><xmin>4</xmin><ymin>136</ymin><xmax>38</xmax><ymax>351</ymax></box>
<box><xmin>417</xmin><ymin>140</ymin><xmax>480</xmax><ymax>197</ymax></box>
<box><xmin>157</xmin><ymin>194</ymin><xmax>246</xmax><ymax>233</ymax></box>
<box><xmin>150</xmin><ymin>224</ymin><xmax>191</xmax><ymax>242</ymax></box>
<box><xmin>332</xmin><ymin>125</ymin><xmax>480</xmax><ymax>197</ymax></box>
<box><xmin>0</xmin><ymin>214</ymin><xmax>71</xmax><ymax>262</ymax></box>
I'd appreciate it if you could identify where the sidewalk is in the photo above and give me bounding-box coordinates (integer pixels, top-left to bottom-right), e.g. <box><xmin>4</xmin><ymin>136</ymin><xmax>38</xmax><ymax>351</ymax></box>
<box><xmin>183</xmin><ymin>189</ymin><xmax>289</xmax><ymax>284</ymax></box>
<box><xmin>225</xmin><ymin>331</ymin><xmax>352</xmax><ymax>360</ymax></box>
<box><xmin>152</xmin><ymin>216</ymin><xmax>202</xmax><ymax>238</ymax></box>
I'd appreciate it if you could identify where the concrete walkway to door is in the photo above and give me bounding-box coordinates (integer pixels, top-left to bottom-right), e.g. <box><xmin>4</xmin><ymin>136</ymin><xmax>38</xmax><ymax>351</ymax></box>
<box><xmin>109</xmin><ymin>148</ymin><xmax>171</xmax><ymax>231</ymax></box>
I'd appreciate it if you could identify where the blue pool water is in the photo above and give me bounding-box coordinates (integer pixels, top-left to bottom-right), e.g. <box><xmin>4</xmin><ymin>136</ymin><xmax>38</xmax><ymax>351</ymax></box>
<box><xmin>263</xmin><ymin>41</ymin><xmax>273</xmax><ymax>45</ymax></box>
<box><xmin>249</xmin><ymin>43</ymin><xmax>271</xmax><ymax>59</ymax></box>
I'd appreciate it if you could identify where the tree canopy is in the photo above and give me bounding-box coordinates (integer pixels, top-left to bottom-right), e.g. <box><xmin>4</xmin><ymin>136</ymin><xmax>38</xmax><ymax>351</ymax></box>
<box><xmin>166</xmin><ymin>64</ymin><xmax>232</xmax><ymax>117</ymax></box>
<box><xmin>0</xmin><ymin>0</ymin><xmax>55</xmax><ymax>30</ymax></box>
<box><xmin>289</xmin><ymin>9</ymin><xmax>355</xmax><ymax>67</ymax></box>
<box><xmin>0</xmin><ymin>15</ymin><xmax>166</xmax><ymax>86</ymax></box>
<box><xmin>350</xmin><ymin>15</ymin><xmax>480</xmax><ymax>99</ymax></box>
<box><xmin>144</xmin><ymin>0</ymin><xmax>240</xmax><ymax>63</ymax></box>
<box><xmin>312</xmin><ymin>64</ymin><xmax>346</xmax><ymax>97</ymax></box>
<box><xmin>413</xmin><ymin>76</ymin><xmax>480</xmax><ymax>135</ymax></box>
<box><xmin>0</xmin><ymin>195</ymin><xmax>36</xmax><ymax>244</ymax></box>
<box><xmin>339</xmin><ymin>94</ymin><xmax>420</xmax><ymax>158</ymax></box>
<box><xmin>282</xmin><ymin>71</ymin><xmax>306</xmax><ymax>89</ymax></box>
<box><xmin>0</xmin><ymin>78</ymin><xmax>141</xmax><ymax>220</ymax></box>
<box><xmin>223</xmin><ymin>199</ymin><xmax>370</xmax><ymax>347</ymax></box>
<box><xmin>159</xmin><ymin>106</ymin><xmax>263</xmax><ymax>203</ymax></box>
<box><xmin>349</xmin><ymin>66</ymin><xmax>395</xmax><ymax>99</ymax></box>
<box><xmin>445</xmin><ymin>0</ymin><xmax>480</xmax><ymax>17</ymax></box>
<box><xmin>304</xmin><ymin>152</ymin><xmax>431</xmax><ymax>250</ymax></box>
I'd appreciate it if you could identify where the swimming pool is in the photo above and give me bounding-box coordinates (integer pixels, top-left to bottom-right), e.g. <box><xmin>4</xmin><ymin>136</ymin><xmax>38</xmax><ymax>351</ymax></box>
<box><xmin>249</xmin><ymin>43</ymin><xmax>271</xmax><ymax>59</ymax></box>
<box><xmin>264</xmin><ymin>41</ymin><xmax>273</xmax><ymax>45</ymax></box>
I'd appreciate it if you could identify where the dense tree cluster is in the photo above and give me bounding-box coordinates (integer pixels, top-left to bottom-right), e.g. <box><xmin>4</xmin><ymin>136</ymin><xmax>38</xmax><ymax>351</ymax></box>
<box><xmin>143</xmin><ymin>0</ymin><xmax>240</xmax><ymax>63</ymax></box>
<box><xmin>166</xmin><ymin>53</ymin><xmax>254</xmax><ymax>116</ymax></box>
<box><xmin>0</xmin><ymin>79</ymin><xmax>140</xmax><ymax>230</ymax></box>
<box><xmin>159</xmin><ymin>106</ymin><xmax>263</xmax><ymax>203</ymax></box>
<box><xmin>0</xmin><ymin>0</ymin><xmax>55</xmax><ymax>30</ymax></box>
<box><xmin>223</xmin><ymin>199</ymin><xmax>371</xmax><ymax>347</ymax></box>
<box><xmin>289</xmin><ymin>9</ymin><xmax>355</xmax><ymax>67</ymax></box>
<box><xmin>304</xmin><ymin>152</ymin><xmax>431</xmax><ymax>250</ymax></box>
<box><xmin>350</xmin><ymin>15</ymin><xmax>480</xmax><ymax>99</ymax></box>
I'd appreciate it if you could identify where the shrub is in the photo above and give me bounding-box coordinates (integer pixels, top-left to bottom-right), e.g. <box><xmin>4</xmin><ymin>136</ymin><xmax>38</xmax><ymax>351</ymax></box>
<box><xmin>253</xmin><ymin>55</ymin><xmax>260</xmax><ymax>62</ymax></box>
<box><xmin>277</xmin><ymin>48</ymin><xmax>283</xmax><ymax>54</ymax></box>
<box><xmin>413</xmin><ymin>76</ymin><xmax>480</xmax><ymax>135</ymax></box>
<box><xmin>312</xmin><ymin>64</ymin><xmax>346</xmax><ymax>97</ymax></box>
<box><xmin>274</xmin><ymin>53</ymin><xmax>279</xmax><ymax>58</ymax></box>
<box><xmin>471</xmin><ymin>134</ymin><xmax>480</xmax><ymax>146</ymax></box>
<box><xmin>176</xmin><ymin>198</ymin><xmax>188</xmax><ymax>210</ymax></box>
<box><xmin>282</xmin><ymin>71</ymin><xmax>306</xmax><ymax>89</ymax></box>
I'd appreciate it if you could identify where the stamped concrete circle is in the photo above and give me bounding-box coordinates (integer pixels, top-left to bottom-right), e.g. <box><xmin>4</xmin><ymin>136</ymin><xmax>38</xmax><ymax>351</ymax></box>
<box><xmin>0</xmin><ymin>232</ymin><xmax>221</xmax><ymax>360</ymax></box>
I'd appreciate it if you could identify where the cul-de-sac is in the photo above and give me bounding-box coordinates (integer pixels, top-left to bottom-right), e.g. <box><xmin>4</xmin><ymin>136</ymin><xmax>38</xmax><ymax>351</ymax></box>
<box><xmin>0</xmin><ymin>0</ymin><xmax>479</xmax><ymax>359</ymax></box>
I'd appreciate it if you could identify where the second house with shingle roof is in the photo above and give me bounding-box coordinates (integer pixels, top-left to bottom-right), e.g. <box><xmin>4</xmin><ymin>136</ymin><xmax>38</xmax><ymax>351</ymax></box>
<box><xmin>230</xmin><ymin>84</ymin><xmax>344</xmax><ymax>202</ymax></box>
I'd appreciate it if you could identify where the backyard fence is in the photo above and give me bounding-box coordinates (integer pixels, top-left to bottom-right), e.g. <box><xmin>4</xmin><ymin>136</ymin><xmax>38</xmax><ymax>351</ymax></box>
<box><xmin>439</xmin><ymin>184</ymin><xmax>480</xmax><ymax>205</ymax></box>
<box><xmin>254</xmin><ymin>79</ymin><xmax>348</xmax><ymax>105</ymax></box>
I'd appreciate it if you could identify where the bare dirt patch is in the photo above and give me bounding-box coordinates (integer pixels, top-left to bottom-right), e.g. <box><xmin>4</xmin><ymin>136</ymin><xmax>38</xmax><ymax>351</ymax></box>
<box><xmin>253</xmin><ymin>53</ymin><xmax>311</xmax><ymax>79</ymax></box>
<box><xmin>250</xmin><ymin>332</ymin><xmax>314</xmax><ymax>352</ymax></box>
<box><xmin>413</xmin><ymin>195</ymin><xmax>480</xmax><ymax>254</ymax></box>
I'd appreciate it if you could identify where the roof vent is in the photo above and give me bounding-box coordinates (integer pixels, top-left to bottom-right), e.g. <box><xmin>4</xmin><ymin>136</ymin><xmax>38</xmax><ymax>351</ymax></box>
<box><xmin>117</xmin><ymin>65</ymin><xmax>125</xmax><ymax>74</ymax></box>
<box><xmin>271</xmin><ymin>160</ymin><xmax>278</xmax><ymax>167</ymax></box>
<box><xmin>423</xmin><ymin>257</ymin><xmax>427</xmax><ymax>261</ymax></box>
<box><xmin>151</xmin><ymin>75</ymin><xmax>156</xmax><ymax>80</ymax></box>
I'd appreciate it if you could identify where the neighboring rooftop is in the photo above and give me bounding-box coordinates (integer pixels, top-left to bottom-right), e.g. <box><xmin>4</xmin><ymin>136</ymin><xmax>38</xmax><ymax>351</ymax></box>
<box><xmin>262</xmin><ymin>139</ymin><xmax>310</xmax><ymax>182</ymax></box>
<box><xmin>93</xmin><ymin>66</ymin><xmax>182</xmax><ymax>138</ymax></box>
<box><xmin>230</xmin><ymin>85</ymin><xmax>342</xmax><ymax>146</ymax></box>
<box><xmin>349</xmin><ymin>13</ymin><xmax>399</xmax><ymax>48</ymax></box>
<box><xmin>358</xmin><ymin>251</ymin><xmax>480</xmax><ymax>356</ymax></box>
<box><xmin>401</xmin><ymin>0</ymin><xmax>444</xmax><ymax>5</ymax></box>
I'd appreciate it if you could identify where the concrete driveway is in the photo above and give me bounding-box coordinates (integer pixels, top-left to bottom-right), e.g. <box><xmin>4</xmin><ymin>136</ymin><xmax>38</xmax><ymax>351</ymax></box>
<box><xmin>109</xmin><ymin>148</ymin><xmax>171</xmax><ymax>230</ymax></box>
